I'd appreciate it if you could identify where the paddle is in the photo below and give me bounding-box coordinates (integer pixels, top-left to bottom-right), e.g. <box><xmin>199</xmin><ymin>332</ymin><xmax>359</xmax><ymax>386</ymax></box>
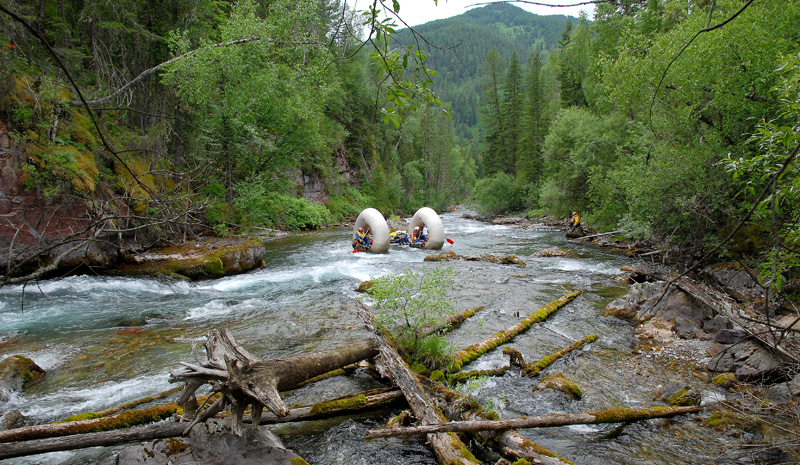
<box><xmin>446</xmin><ymin>238</ymin><xmax>454</xmax><ymax>244</ymax></box>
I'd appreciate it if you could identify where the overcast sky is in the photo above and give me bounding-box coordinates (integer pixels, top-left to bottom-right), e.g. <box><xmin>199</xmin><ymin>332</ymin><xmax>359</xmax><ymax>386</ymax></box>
<box><xmin>362</xmin><ymin>0</ymin><xmax>596</xmax><ymax>28</ymax></box>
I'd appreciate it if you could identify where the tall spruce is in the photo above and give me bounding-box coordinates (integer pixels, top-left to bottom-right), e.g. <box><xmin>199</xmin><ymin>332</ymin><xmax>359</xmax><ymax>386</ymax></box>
<box><xmin>517</xmin><ymin>49</ymin><xmax>547</xmax><ymax>185</ymax></box>
<box><xmin>499</xmin><ymin>51</ymin><xmax>524</xmax><ymax>176</ymax></box>
<box><xmin>478</xmin><ymin>48</ymin><xmax>506</xmax><ymax>177</ymax></box>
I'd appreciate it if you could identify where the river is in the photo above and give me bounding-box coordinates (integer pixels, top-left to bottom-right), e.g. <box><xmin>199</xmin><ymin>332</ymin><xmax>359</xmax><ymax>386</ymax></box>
<box><xmin>0</xmin><ymin>212</ymin><xmax>795</xmax><ymax>464</ymax></box>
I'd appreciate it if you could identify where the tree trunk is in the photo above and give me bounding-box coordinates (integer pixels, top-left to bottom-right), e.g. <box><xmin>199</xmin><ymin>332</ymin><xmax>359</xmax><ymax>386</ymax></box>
<box><xmin>365</xmin><ymin>405</ymin><xmax>703</xmax><ymax>438</ymax></box>
<box><xmin>355</xmin><ymin>302</ymin><xmax>480</xmax><ymax>465</ymax></box>
<box><xmin>170</xmin><ymin>328</ymin><xmax>378</xmax><ymax>435</ymax></box>
<box><xmin>0</xmin><ymin>403</ymin><xmax>179</xmax><ymax>444</ymax></box>
<box><xmin>522</xmin><ymin>334</ymin><xmax>597</xmax><ymax>377</ymax></box>
<box><xmin>449</xmin><ymin>290</ymin><xmax>583</xmax><ymax>372</ymax></box>
<box><xmin>418</xmin><ymin>376</ymin><xmax>573</xmax><ymax>465</ymax></box>
<box><xmin>0</xmin><ymin>389</ymin><xmax>402</xmax><ymax>460</ymax></box>
<box><xmin>0</xmin><ymin>422</ymin><xmax>187</xmax><ymax>461</ymax></box>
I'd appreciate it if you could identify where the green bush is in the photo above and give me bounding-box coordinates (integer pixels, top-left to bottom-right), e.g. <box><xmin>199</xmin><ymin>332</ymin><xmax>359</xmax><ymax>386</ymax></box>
<box><xmin>235</xmin><ymin>182</ymin><xmax>330</xmax><ymax>230</ymax></box>
<box><xmin>326</xmin><ymin>186</ymin><xmax>373</xmax><ymax>222</ymax></box>
<box><xmin>469</xmin><ymin>172</ymin><xmax>526</xmax><ymax>215</ymax></box>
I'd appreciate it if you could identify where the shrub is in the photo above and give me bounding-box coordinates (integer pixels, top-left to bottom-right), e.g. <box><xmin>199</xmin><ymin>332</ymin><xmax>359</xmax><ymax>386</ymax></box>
<box><xmin>469</xmin><ymin>172</ymin><xmax>526</xmax><ymax>215</ymax></box>
<box><xmin>235</xmin><ymin>182</ymin><xmax>330</xmax><ymax>230</ymax></box>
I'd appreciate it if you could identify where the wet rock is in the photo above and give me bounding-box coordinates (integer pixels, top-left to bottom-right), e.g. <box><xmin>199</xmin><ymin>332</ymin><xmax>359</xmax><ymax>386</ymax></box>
<box><xmin>658</xmin><ymin>383</ymin><xmax>701</xmax><ymax>406</ymax></box>
<box><xmin>765</xmin><ymin>375</ymin><xmax>800</xmax><ymax>404</ymax></box>
<box><xmin>533</xmin><ymin>247</ymin><xmax>578</xmax><ymax>258</ymax></box>
<box><xmin>117</xmin><ymin>418</ymin><xmax>302</xmax><ymax>465</ymax></box>
<box><xmin>700</xmin><ymin>263</ymin><xmax>765</xmax><ymax>301</ymax></box>
<box><xmin>0</xmin><ymin>409</ymin><xmax>27</xmax><ymax>430</ymax></box>
<box><xmin>0</xmin><ymin>355</ymin><xmax>45</xmax><ymax>399</ymax></box>
<box><xmin>424</xmin><ymin>251</ymin><xmax>526</xmax><ymax>267</ymax></box>
<box><xmin>707</xmin><ymin>339</ymin><xmax>784</xmax><ymax>382</ymax></box>
<box><xmin>355</xmin><ymin>280</ymin><xmax>374</xmax><ymax>293</ymax></box>
<box><xmin>533</xmin><ymin>372</ymin><xmax>583</xmax><ymax>400</ymax></box>
<box><xmin>114</xmin><ymin>237</ymin><xmax>265</xmax><ymax>280</ymax></box>
<box><xmin>492</xmin><ymin>216</ymin><xmax>524</xmax><ymax>225</ymax></box>
<box><xmin>604</xmin><ymin>282</ymin><xmax>713</xmax><ymax>340</ymax></box>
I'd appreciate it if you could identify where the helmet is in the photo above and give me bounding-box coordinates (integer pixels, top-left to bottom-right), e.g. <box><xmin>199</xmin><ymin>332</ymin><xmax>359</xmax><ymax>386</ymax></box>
<box><xmin>358</xmin><ymin>227</ymin><xmax>363</xmax><ymax>232</ymax></box>
<box><xmin>572</xmin><ymin>212</ymin><xmax>577</xmax><ymax>216</ymax></box>
<box><xmin>414</xmin><ymin>227</ymin><xmax>419</xmax><ymax>230</ymax></box>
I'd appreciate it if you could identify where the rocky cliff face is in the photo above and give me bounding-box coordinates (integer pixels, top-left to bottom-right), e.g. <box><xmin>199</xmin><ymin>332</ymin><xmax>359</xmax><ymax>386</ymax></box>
<box><xmin>0</xmin><ymin>117</ymin><xmax>121</xmax><ymax>277</ymax></box>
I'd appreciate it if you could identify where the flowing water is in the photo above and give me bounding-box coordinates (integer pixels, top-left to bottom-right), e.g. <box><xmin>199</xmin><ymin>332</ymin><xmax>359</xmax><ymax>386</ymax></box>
<box><xmin>0</xmin><ymin>212</ymin><xmax>795</xmax><ymax>464</ymax></box>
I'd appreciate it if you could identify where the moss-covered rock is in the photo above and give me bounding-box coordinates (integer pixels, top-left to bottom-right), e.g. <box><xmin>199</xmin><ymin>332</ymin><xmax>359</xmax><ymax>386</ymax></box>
<box><xmin>534</xmin><ymin>372</ymin><xmax>583</xmax><ymax>400</ymax></box>
<box><xmin>113</xmin><ymin>236</ymin><xmax>266</xmax><ymax>280</ymax></box>
<box><xmin>355</xmin><ymin>280</ymin><xmax>374</xmax><ymax>293</ymax></box>
<box><xmin>712</xmin><ymin>372</ymin><xmax>737</xmax><ymax>389</ymax></box>
<box><xmin>0</xmin><ymin>355</ymin><xmax>46</xmax><ymax>396</ymax></box>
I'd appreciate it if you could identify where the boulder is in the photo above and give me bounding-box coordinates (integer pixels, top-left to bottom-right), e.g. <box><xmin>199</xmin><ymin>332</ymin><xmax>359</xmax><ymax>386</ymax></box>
<box><xmin>533</xmin><ymin>247</ymin><xmax>578</xmax><ymax>258</ymax></box>
<box><xmin>707</xmin><ymin>339</ymin><xmax>784</xmax><ymax>382</ymax></box>
<box><xmin>657</xmin><ymin>383</ymin><xmax>701</xmax><ymax>406</ymax></box>
<box><xmin>533</xmin><ymin>372</ymin><xmax>583</xmax><ymax>400</ymax></box>
<box><xmin>700</xmin><ymin>263</ymin><xmax>764</xmax><ymax>301</ymax></box>
<box><xmin>117</xmin><ymin>418</ymin><xmax>302</xmax><ymax>465</ymax></box>
<box><xmin>603</xmin><ymin>282</ymin><xmax>713</xmax><ymax>339</ymax></box>
<box><xmin>114</xmin><ymin>237</ymin><xmax>265</xmax><ymax>280</ymax></box>
<box><xmin>765</xmin><ymin>374</ymin><xmax>800</xmax><ymax>405</ymax></box>
<box><xmin>0</xmin><ymin>410</ymin><xmax>28</xmax><ymax>430</ymax></box>
<box><xmin>0</xmin><ymin>355</ymin><xmax>45</xmax><ymax>401</ymax></box>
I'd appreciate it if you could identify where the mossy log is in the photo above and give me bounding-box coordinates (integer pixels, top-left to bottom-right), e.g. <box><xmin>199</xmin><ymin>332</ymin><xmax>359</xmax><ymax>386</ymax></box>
<box><xmin>522</xmin><ymin>335</ymin><xmax>597</xmax><ymax>377</ymax></box>
<box><xmin>0</xmin><ymin>403</ymin><xmax>180</xmax><ymax>444</ymax></box>
<box><xmin>419</xmin><ymin>306</ymin><xmax>486</xmax><ymax>339</ymax></box>
<box><xmin>0</xmin><ymin>389</ymin><xmax>403</xmax><ymax>460</ymax></box>
<box><xmin>364</xmin><ymin>405</ymin><xmax>702</xmax><ymax>438</ymax></box>
<box><xmin>60</xmin><ymin>386</ymin><xmax>184</xmax><ymax>422</ymax></box>
<box><xmin>355</xmin><ymin>302</ymin><xmax>480</xmax><ymax>465</ymax></box>
<box><xmin>0</xmin><ymin>422</ymin><xmax>188</xmax><ymax>460</ymax></box>
<box><xmin>448</xmin><ymin>291</ymin><xmax>584</xmax><ymax>372</ymax></box>
<box><xmin>418</xmin><ymin>376</ymin><xmax>573</xmax><ymax>465</ymax></box>
<box><xmin>170</xmin><ymin>328</ymin><xmax>378</xmax><ymax>435</ymax></box>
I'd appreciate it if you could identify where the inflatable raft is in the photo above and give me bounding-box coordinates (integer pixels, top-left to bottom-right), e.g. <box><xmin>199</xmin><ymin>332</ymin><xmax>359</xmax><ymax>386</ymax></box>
<box><xmin>353</xmin><ymin>208</ymin><xmax>390</xmax><ymax>253</ymax></box>
<box><xmin>408</xmin><ymin>207</ymin><xmax>444</xmax><ymax>250</ymax></box>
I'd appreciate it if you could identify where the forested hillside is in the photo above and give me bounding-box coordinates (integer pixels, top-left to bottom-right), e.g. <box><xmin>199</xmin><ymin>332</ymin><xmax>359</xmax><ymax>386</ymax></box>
<box><xmin>0</xmin><ymin>0</ymin><xmax>476</xmax><ymax>280</ymax></box>
<box><xmin>1</xmin><ymin>0</ymin><xmax>799</xmax><ymax>297</ymax></box>
<box><xmin>392</xmin><ymin>3</ymin><xmax>575</xmax><ymax>138</ymax></box>
<box><xmin>468</xmin><ymin>0</ymin><xmax>800</xmax><ymax>300</ymax></box>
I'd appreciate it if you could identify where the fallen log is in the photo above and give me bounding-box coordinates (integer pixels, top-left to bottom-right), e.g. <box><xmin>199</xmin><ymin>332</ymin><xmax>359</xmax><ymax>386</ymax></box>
<box><xmin>365</xmin><ymin>405</ymin><xmax>703</xmax><ymax>438</ymax></box>
<box><xmin>61</xmin><ymin>386</ymin><xmax>184</xmax><ymax>422</ymax></box>
<box><xmin>578</xmin><ymin>230</ymin><xmax>622</xmax><ymax>240</ymax></box>
<box><xmin>448</xmin><ymin>290</ymin><xmax>584</xmax><ymax>372</ymax></box>
<box><xmin>419</xmin><ymin>376</ymin><xmax>573</xmax><ymax>465</ymax></box>
<box><xmin>0</xmin><ymin>422</ymin><xmax>187</xmax><ymax>460</ymax></box>
<box><xmin>0</xmin><ymin>388</ymin><xmax>403</xmax><ymax>459</ymax></box>
<box><xmin>0</xmin><ymin>403</ymin><xmax>179</xmax><ymax>444</ymax></box>
<box><xmin>169</xmin><ymin>328</ymin><xmax>379</xmax><ymax>435</ymax></box>
<box><xmin>522</xmin><ymin>334</ymin><xmax>598</xmax><ymax>377</ymax></box>
<box><xmin>245</xmin><ymin>388</ymin><xmax>404</xmax><ymax>424</ymax></box>
<box><xmin>355</xmin><ymin>301</ymin><xmax>480</xmax><ymax>465</ymax></box>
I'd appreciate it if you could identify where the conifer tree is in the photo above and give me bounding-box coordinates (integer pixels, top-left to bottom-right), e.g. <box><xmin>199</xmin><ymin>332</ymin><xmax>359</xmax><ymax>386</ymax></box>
<box><xmin>499</xmin><ymin>51</ymin><xmax>524</xmax><ymax>176</ymax></box>
<box><xmin>478</xmin><ymin>49</ymin><xmax>506</xmax><ymax>176</ymax></box>
<box><xmin>517</xmin><ymin>49</ymin><xmax>547</xmax><ymax>185</ymax></box>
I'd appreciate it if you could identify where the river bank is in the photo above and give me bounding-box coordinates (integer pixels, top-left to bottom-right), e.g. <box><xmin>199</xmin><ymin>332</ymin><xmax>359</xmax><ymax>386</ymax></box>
<box><xmin>1</xmin><ymin>213</ymin><xmax>798</xmax><ymax>464</ymax></box>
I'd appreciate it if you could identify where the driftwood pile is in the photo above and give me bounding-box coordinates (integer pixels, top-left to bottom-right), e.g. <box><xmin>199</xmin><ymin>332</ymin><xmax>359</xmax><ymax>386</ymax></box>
<box><xmin>0</xmin><ymin>292</ymin><xmax>704</xmax><ymax>464</ymax></box>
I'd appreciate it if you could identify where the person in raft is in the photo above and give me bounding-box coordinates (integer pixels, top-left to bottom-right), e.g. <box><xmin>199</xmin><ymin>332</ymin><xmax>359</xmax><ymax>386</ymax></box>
<box><xmin>419</xmin><ymin>227</ymin><xmax>429</xmax><ymax>243</ymax></box>
<box><xmin>354</xmin><ymin>226</ymin><xmax>372</xmax><ymax>249</ymax></box>
<box><xmin>570</xmin><ymin>211</ymin><xmax>581</xmax><ymax>233</ymax></box>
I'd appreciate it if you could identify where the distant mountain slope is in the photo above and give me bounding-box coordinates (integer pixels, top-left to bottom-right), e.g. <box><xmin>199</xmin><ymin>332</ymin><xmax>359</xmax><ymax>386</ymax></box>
<box><xmin>392</xmin><ymin>3</ymin><xmax>577</xmax><ymax>139</ymax></box>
